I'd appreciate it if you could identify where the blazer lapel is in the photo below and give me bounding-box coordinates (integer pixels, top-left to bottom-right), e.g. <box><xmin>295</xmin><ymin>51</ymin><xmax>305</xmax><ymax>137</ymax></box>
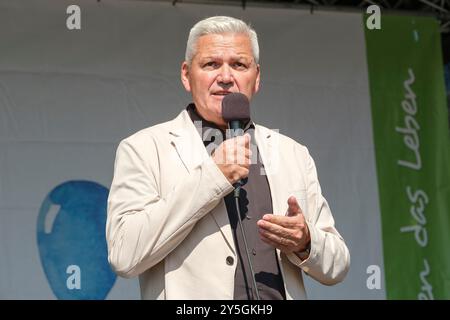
<box><xmin>255</xmin><ymin>125</ymin><xmax>288</xmax><ymax>267</ymax></box>
<box><xmin>168</xmin><ymin>112</ymin><xmax>204</xmax><ymax>172</ymax></box>
<box><xmin>255</xmin><ymin>125</ymin><xmax>282</xmax><ymax>217</ymax></box>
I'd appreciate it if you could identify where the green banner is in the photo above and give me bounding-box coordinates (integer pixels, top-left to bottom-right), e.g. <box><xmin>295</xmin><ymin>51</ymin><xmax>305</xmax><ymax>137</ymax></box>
<box><xmin>365</xmin><ymin>15</ymin><xmax>450</xmax><ymax>299</ymax></box>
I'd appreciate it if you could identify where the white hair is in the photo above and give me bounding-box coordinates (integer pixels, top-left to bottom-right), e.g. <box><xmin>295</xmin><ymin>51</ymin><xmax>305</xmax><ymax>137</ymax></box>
<box><xmin>185</xmin><ymin>16</ymin><xmax>259</xmax><ymax>65</ymax></box>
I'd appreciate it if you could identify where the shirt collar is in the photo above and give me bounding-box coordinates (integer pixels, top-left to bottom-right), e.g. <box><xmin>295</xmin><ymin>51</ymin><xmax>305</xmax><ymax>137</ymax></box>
<box><xmin>186</xmin><ymin>103</ymin><xmax>254</xmax><ymax>143</ymax></box>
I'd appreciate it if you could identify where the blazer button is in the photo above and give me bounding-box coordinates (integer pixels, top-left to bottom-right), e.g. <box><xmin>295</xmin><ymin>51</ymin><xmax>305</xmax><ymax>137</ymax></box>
<box><xmin>226</xmin><ymin>256</ymin><xmax>234</xmax><ymax>266</ymax></box>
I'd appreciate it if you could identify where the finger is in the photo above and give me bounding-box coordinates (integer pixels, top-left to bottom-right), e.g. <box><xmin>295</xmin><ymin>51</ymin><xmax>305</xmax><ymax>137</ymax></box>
<box><xmin>239</xmin><ymin>153</ymin><xmax>250</xmax><ymax>169</ymax></box>
<box><xmin>233</xmin><ymin>138</ymin><xmax>239</xmax><ymax>164</ymax></box>
<box><xmin>241</xmin><ymin>167</ymin><xmax>249</xmax><ymax>178</ymax></box>
<box><xmin>212</xmin><ymin>143</ymin><xmax>226</xmax><ymax>165</ymax></box>
<box><xmin>244</xmin><ymin>155</ymin><xmax>252</xmax><ymax>167</ymax></box>
<box><xmin>260</xmin><ymin>234</ymin><xmax>288</xmax><ymax>252</ymax></box>
<box><xmin>257</xmin><ymin>219</ymin><xmax>297</xmax><ymax>240</ymax></box>
<box><xmin>243</xmin><ymin>145</ymin><xmax>252</xmax><ymax>166</ymax></box>
<box><xmin>244</xmin><ymin>133</ymin><xmax>251</xmax><ymax>147</ymax></box>
<box><xmin>235</xmin><ymin>134</ymin><xmax>249</xmax><ymax>145</ymax></box>
<box><xmin>287</xmin><ymin>196</ymin><xmax>302</xmax><ymax>216</ymax></box>
<box><xmin>245</xmin><ymin>146</ymin><xmax>252</xmax><ymax>158</ymax></box>
<box><xmin>260</xmin><ymin>214</ymin><xmax>304</xmax><ymax>229</ymax></box>
<box><xmin>235</xmin><ymin>136</ymin><xmax>251</xmax><ymax>165</ymax></box>
<box><xmin>259</xmin><ymin>228</ymin><xmax>296</xmax><ymax>248</ymax></box>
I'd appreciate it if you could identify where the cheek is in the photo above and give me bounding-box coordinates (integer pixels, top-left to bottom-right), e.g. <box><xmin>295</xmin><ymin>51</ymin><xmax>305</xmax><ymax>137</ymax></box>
<box><xmin>240</xmin><ymin>75</ymin><xmax>258</xmax><ymax>92</ymax></box>
<box><xmin>194</xmin><ymin>74</ymin><xmax>215</xmax><ymax>92</ymax></box>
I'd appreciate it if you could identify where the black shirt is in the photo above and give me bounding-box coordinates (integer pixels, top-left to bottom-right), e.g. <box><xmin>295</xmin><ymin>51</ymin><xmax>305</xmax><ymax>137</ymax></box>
<box><xmin>187</xmin><ymin>104</ymin><xmax>286</xmax><ymax>300</ymax></box>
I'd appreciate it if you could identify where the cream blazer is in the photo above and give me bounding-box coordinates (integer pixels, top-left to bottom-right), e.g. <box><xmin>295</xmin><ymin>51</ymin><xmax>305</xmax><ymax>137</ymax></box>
<box><xmin>106</xmin><ymin>110</ymin><xmax>350</xmax><ymax>299</ymax></box>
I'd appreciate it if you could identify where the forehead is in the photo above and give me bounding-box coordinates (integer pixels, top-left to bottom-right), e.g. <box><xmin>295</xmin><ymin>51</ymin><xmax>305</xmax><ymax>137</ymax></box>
<box><xmin>194</xmin><ymin>33</ymin><xmax>253</xmax><ymax>58</ymax></box>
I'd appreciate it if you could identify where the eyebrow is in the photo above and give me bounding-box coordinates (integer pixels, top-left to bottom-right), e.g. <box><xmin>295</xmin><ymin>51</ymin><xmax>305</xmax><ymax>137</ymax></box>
<box><xmin>199</xmin><ymin>55</ymin><xmax>253</xmax><ymax>62</ymax></box>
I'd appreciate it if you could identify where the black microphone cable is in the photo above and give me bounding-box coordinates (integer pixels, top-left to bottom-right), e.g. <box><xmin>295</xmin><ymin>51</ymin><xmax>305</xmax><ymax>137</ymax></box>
<box><xmin>233</xmin><ymin>164</ymin><xmax>260</xmax><ymax>301</ymax></box>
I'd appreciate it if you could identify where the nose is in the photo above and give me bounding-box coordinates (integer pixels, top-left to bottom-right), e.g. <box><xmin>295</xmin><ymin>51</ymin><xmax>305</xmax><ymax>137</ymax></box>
<box><xmin>217</xmin><ymin>64</ymin><xmax>234</xmax><ymax>87</ymax></box>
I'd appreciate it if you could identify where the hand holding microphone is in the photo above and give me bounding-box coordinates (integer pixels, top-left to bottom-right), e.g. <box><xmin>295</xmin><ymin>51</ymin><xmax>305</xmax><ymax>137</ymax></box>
<box><xmin>212</xmin><ymin>133</ymin><xmax>252</xmax><ymax>184</ymax></box>
<box><xmin>212</xmin><ymin>93</ymin><xmax>252</xmax><ymax>185</ymax></box>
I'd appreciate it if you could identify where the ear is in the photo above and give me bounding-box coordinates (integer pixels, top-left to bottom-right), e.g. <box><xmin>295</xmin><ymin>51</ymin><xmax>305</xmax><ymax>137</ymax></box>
<box><xmin>181</xmin><ymin>61</ymin><xmax>191</xmax><ymax>92</ymax></box>
<box><xmin>254</xmin><ymin>64</ymin><xmax>261</xmax><ymax>94</ymax></box>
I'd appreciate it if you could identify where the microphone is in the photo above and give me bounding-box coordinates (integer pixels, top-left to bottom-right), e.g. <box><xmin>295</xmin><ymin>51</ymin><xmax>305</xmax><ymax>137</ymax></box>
<box><xmin>221</xmin><ymin>93</ymin><xmax>251</xmax><ymax>198</ymax></box>
<box><xmin>221</xmin><ymin>93</ymin><xmax>260</xmax><ymax>300</ymax></box>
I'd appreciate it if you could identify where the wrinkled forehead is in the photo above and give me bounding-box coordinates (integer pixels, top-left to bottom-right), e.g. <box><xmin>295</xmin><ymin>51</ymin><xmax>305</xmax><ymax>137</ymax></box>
<box><xmin>194</xmin><ymin>33</ymin><xmax>254</xmax><ymax>59</ymax></box>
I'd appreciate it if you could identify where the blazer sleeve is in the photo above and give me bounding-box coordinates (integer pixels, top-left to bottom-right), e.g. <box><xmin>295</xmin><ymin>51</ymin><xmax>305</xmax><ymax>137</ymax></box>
<box><xmin>106</xmin><ymin>134</ymin><xmax>234</xmax><ymax>278</ymax></box>
<box><xmin>285</xmin><ymin>144</ymin><xmax>351</xmax><ymax>285</ymax></box>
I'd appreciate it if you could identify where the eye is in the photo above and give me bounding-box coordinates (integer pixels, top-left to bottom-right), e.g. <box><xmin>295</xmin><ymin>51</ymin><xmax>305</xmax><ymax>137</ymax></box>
<box><xmin>232</xmin><ymin>62</ymin><xmax>248</xmax><ymax>70</ymax></box>
<box><xmin>202</xmin><ymin>61</ymin><xmax>219</xmax><ymax>69</ymax></box>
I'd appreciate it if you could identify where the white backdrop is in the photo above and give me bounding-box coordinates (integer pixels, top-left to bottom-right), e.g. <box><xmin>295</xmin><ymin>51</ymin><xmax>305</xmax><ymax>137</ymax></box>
<box><xmin>0</xmin><ymin>0</ymin><xmax>385</xmax><ymax>299</ymax></box>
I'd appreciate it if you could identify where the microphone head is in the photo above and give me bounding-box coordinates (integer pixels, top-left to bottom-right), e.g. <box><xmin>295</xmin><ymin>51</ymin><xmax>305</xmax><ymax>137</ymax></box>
<box><xmin>221</xmin><ymin>93</ymin><xmax>250</xmax><ymax>122</ymax></box>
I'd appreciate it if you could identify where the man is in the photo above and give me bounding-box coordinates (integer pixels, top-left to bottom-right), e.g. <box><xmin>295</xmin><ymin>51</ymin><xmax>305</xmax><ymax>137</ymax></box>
<box><xmin>106</xmin><ymin>16</ymin><xmax>350</xmax><ymax>300</ymax></box>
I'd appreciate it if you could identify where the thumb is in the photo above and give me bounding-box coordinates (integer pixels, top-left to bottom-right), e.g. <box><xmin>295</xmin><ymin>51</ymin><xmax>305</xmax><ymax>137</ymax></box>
<box><xmin>244</xmin><ymin>133</ymin><xmax>251</xmax><ymax>146</ymax></box>
<box><xmin>287</xmin><ymin>196</ymin><xmax>302</xmax><ymax>216</ymax></box>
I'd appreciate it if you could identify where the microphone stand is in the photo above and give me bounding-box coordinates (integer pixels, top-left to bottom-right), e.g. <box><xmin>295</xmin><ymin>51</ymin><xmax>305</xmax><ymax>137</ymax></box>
<box><xmin>230</xmin><ymin>125</ymin><xmax>260</xmax><ymax>301</ymax></box>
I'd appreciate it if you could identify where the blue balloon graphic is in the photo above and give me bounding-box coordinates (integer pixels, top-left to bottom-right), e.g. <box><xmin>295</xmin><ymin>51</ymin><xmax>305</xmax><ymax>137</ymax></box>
<box><xmin>37</xmin><ymin>180</ymin><xmax>116</xmax><ymax>299</ymax></box>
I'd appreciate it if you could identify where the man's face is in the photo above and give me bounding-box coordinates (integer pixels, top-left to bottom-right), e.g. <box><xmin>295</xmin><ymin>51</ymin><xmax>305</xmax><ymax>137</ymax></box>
<box><xmin>181</xmin><ymin>33</ymin><xmax>260</xmax><ymax>128</ymax></box>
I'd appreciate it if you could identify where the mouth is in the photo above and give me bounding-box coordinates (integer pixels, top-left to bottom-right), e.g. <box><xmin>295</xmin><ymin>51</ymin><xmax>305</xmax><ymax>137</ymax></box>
<box><xmin>212</xmin><ymin>91</ymin><xmax>233</xmax><ymax>97</ymax></box>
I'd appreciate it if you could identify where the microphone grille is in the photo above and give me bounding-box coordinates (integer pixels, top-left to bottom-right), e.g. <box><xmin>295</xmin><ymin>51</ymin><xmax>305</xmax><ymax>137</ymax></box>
<box><xmin>221</xmin><ymin>93</ymin><xmax>250</xmax><ymax>122</ymax></box>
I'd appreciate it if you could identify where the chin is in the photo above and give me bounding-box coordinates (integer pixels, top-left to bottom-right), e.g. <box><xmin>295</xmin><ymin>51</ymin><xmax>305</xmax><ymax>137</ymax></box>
<box><xmin>206</xmin><ymin>102</ymin><xmax>222</xmax><ymax>117</ymax></box>
<box><xmin>210</xmin><ymin>112</ymin><xmax>227</xmax><ymax>128</ymax></box>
